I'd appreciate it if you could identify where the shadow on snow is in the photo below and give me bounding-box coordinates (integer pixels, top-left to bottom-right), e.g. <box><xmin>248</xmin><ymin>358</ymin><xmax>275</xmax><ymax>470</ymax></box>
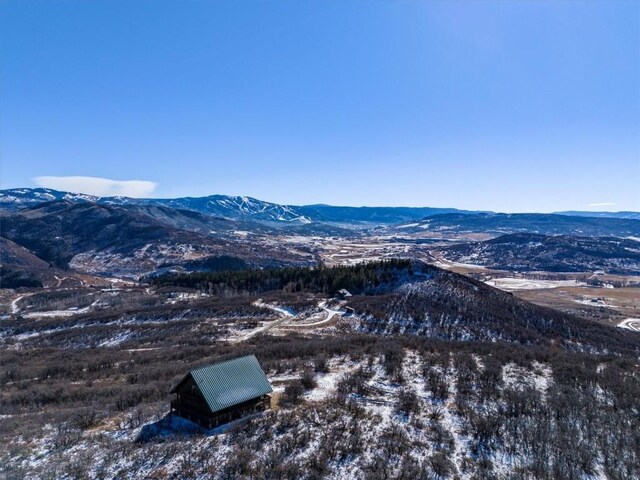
<box><xmin>136</xmin><ymin>412</ymin><xmax>264</xmax><ymax>442</ymax></box>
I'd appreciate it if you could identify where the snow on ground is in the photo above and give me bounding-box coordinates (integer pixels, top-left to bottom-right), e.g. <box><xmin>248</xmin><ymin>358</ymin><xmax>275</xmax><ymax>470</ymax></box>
<box><xmin>23</xmin><ymin>308</ymin><xmax>87</xmax><ymax>319</ymax></box>
<box><xmin>228</xmin><ymin>300</ymin><xmax>346</xmax><ymax>341</ymax></box>
<box><xmin>343</xmin><ymin>256</ymin><xmax>386</xmax><ymax>265</ymax></box>
<box><xmin>10</xmin><ymin>293</ymin><xmax>34</xmax><ymax>314</ymax></box>
<box><xmin>268</xmin><ymin>372</ymin><xmax>302</xmax><ymax>395</ymax></box>
<box><xmin>253</xmin><ymin>300</ymin><xmax>296</xmax><ymax>318</ymax></box>
<box><xmin>305</xmin><ymin>359</ymin><xmax>359</xmax><ymax>402</ymax></box>
<box><xmin>423</xmin><ymin>355</ymin><xmax>471</xmax><ymax>478</ymax></box>
<box><xmin>436</xmin><ymin>259</ymin><xmax>487</xmax><ymax>270</ymax></box>
<box><xmin>616</xmin><ymin>318</ymin><xmax>640</xmax><ymax>332</ymax></box>
<box><xmin>502</xmin><ymin>361</ymin><xmax>553</xmax><ymax>398</ymax></box>
<box><xmin>21</xmin><ymin>299</ymin><xmax>102</xmax><ymax>319</ymax></box>
<box><xmin>226</xmin><ymin>300</ymin><xmax>296</xmax><ymax>343</ymax></box>
<box><xmin>403</xmin><ymin>352</ymin><xmax>463</xmax><ymax>470</ymax></box>
<box><xmin>297</xmin><ymin>309</ymin><xmax>341</xmax><ymax>327</ymax></box>
<box><xmin>98</xmin><ymin>330</ymin><xmax>133</xmax><ymax>347</ymax></box>
<box><xmin>285</xmin><ymin>305</ymin><xmax>344</xmax><ymax>328</ymax></box>
<box><xmin>3</xmin><ymin>312</ymin><xmax>195</xmax><ymax>348</ymax></box>
<box><xmin>485</xmin><ymin>277</ymin><xmax>586</xmax><ymax>291</ymax></box>
<box><xmin>5</xmin><ymin>348</ymin><xmax>618</xmax><ymax>480</ymax></box>
<box><xmin>574</xmin><ymin>297</ymin><xmax>615</xmax><ymax>308</ymax></box>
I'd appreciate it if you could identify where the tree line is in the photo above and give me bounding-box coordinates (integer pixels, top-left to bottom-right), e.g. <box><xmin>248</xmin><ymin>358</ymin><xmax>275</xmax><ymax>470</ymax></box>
<box><xmin>150</xmin><ymin>259</ymin><xmax>415</xmax><ymax>296</ymax></box>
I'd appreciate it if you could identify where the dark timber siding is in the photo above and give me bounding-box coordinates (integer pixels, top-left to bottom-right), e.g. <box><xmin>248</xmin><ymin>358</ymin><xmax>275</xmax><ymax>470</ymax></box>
<box><xmin>169</xmin><ymin>355</ymin><xmax>273</xmax><ymax>429</ymax></box>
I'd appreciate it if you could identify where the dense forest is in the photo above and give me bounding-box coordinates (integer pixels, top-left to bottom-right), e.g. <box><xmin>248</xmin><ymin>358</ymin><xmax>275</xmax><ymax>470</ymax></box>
<box><xmin>151</xmin><ymin>259</ymin><xmax>416</xmax><ymax>296</ymax></box>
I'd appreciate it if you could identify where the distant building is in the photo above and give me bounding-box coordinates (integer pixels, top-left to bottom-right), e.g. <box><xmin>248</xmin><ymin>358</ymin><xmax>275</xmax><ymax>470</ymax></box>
<box><xmin>170</xmin><ymin>355</ymin><xmax>273</xmax><ymax>429</ymax></box>
<box><xmin>337</xmin><ymin>288</ymin><xmax>352</xmax><ymax>299</ymax></box>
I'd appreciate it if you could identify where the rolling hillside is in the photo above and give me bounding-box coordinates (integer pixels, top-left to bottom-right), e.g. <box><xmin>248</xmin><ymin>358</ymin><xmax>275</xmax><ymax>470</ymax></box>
<box><xmin>0</xmin><ymin>201</ymin><xmax>313</xmax><ymax>278</ymax></box>
<box><xmin>392</xmin><ymin>212</ymin><xmax>640</xmax><ymax>237</ymax></box>
<box><xmin>436</xmin><ymin>233</ymin><xmax>640</xmax><ymax>274</ymax></box>
<box><xmin>153</xmin><ymin>260</ymin><xmax>639</xmax><ymax>355</ymax></box>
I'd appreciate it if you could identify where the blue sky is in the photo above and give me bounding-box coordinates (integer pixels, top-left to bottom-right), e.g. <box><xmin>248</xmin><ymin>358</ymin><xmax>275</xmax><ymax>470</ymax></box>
<box><xmin>1</xmin><ymin>0</ymin><xmax>638</xmax><ymax>212</ymax></box>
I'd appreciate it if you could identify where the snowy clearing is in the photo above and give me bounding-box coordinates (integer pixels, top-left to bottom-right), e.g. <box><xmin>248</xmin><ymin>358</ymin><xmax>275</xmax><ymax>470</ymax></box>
<box><xmin>485</xmin><ymin>277</ymin><xmax>586</xmax><ymax>291</ymax></box>
<box><xmin>616</xmin><ymin>318</ymin><xmax>640</xmax><ymax>332</ymax></box>
<box><xmin>21</xmin><ymin>299</ymin><xmax>101</xmax><ymax>319</ymax></box>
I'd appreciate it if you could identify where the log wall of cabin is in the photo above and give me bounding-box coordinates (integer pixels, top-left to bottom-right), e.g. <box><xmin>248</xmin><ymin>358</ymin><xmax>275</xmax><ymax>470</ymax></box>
<box><xmin>171</xmin><ymin>375</ymin><xmax>272</xmax><ymax>429</ymax></box>
<box><xmin>171</xmin><ymin>376</ymin><xmax>212</xmax><ymax>423</ymax></box>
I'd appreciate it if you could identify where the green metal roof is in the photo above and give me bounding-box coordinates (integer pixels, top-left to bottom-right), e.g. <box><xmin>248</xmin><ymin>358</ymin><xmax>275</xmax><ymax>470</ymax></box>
<box><xmin>174</xmin><ymin>355</ymin><xmax>273</xmax><ymax>414</ymax></box>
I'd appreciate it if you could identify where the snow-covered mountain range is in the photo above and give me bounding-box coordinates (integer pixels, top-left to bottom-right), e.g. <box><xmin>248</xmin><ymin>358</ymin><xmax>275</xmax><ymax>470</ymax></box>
<box><xmin>2</xmin><ymin>188</ymin><xmax>637</xmax><ymax>225</ymax></box>
<box><xmin>0</xmin><ymin>188</ymin><xmax>312</xmax><ymax>224</ymax></box>
<box><xmin>0</xmin><ymin>188</ymin><xmax>476</xmax><ymax>224</ymax></box>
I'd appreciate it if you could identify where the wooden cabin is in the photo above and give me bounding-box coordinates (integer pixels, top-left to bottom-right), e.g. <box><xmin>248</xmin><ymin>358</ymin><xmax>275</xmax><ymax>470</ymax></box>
<box><xmin>170</xmin><ymin>355</ymin><xmax>273</xmax><ymax>429</ymax></box>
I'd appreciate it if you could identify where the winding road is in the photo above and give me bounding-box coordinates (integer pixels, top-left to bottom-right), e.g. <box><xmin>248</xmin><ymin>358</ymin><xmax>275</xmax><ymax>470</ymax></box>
<box><xmin>10</xmin><ymin>293</ymin><xmax>34</xmax><ymax>314</ymax></box>
<box><xmin>234</xmin><ymin>299</ymin><xmax>346</xmax><ymax>341</ymax></box>
<box><xmin>617</xmin><ymin>318</ymin><xmax>640</xmax><ymax>332</ymax></box>
<box><xmin>234</xmin><ymin>301</ymin><xmax>296</xmax><ymax>341</ymax></box>
<box><xmin>281</xmin><ymin>304</ymin><xmax>344</xmax><ymax>329</ymax></box>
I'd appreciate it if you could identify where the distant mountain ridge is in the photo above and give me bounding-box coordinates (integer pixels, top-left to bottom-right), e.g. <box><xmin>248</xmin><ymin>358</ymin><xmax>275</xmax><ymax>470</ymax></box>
<box><xmin>0</xmin><ymin>188</ymin><xmax>483</xmax><ymax>224</ymax></box>
<box><xmin>554</xmin><ymin>210</ymin><xmax>640</xmax><ymax>220</ymax></box>
<box><xmin>0</xmin><ymin>188</ymin><xmax>313</xmax><ymax>224</ymax></box>
<box><xmin>1</xmin><ymin>188</ymin><xmax>639</xmax><ymax>231</ymax></box>
<box><xmin>297</xmin><ymin>204</ymin><xmax>472</xmax><ymax>224</ymax></box>
<box><xmin>391</xmin><ymin>212</ymin><xmax>640</xmax><ymax>237</ymax></box>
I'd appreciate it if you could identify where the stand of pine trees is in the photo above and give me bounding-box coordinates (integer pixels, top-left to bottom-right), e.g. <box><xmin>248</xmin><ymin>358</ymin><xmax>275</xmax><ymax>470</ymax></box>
<box><xmin>151</xmin><ymin>259</ymin><xmax>415</xmax><ymax>296</ymax></box>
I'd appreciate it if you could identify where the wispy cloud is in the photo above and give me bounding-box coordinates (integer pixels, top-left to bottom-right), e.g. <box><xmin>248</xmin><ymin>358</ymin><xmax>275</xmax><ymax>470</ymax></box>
<box><xmin>587</xmin><ymin>202</ymin><xmax>616</xmax><ymax>207</ymax></box>
<box><xmin>33</xmin><ymin>176</ymin><xmax>158</xmax><ymax>198</ymax></box>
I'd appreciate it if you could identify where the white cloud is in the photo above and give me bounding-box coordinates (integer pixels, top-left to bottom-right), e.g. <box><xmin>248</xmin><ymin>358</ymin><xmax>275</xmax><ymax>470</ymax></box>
<box><xmin>33</xmin><ymin>176</ymin><xmax>158</xmax><ymax>198</ymax></box>
<box><xmin>587</xmin><ymin>202</ymin><xmax>616</xmax><ymax>207</ymax></box>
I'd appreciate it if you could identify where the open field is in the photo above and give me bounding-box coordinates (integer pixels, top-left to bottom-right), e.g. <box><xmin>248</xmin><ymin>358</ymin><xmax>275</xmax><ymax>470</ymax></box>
<box><xmin>313</xmin><ymin>234</ymin><xmax>486</xmax><ymax>267</ymax></box>
<box><xmin>515</xmin><ymin>286</ymin><xmax>640</xmax><ymax>326</ymax></box>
